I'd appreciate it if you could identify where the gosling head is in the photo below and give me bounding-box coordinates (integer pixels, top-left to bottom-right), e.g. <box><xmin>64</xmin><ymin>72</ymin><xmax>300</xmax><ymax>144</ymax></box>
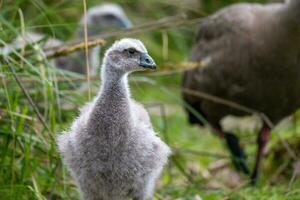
<box><xmin>102</xmin><ymin>38</ymin><xmax>156</xmax><ymax>75</ymax></box>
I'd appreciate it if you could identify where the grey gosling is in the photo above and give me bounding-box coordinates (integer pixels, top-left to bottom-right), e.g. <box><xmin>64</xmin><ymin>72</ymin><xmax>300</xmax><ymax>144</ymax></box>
<box><xmin>3</xmin><ymin>3</ymin><xmax>132</xmax><ymax>75</ymax></box>
<box><xmin>182</xmin><ymin>0</ymin><xmax>300</xmax><ymax>184</ymax></box>
<box><xmin>57</xmin><ymin>38</ymin><xmax>171</xmax><ymax>200</ymax></box>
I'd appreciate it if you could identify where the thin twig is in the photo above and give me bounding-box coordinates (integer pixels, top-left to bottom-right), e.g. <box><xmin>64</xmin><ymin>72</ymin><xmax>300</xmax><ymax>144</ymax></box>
<box><xmin>260</xmin><ymin>113</ymin><xmax>298</xmax><ymax>160</ymax></box>
<box><xmin>0</xmin><ymin>108</ymin><xmax>36</xmax><ymax>121</ymax></box>
<box><xmin>171</xmin><ymin>155</ymin><xmax>197</xmax><ymax>185</ymax></box>
<box><xmin>269</xmin><ymin>160</ymin><xmax>290</xmax><ymax>184</ymax></box>
<box><xmin>154</xmin><ymin>193</ymin><xmax>165</xmax><ymax>200</ymax></box>
<box><xmin>4</xmin><ymin>57</ymin><xmax>54</xmax><ymax>141</ymax></box>
<box><xmin>43</xmin><ymin>14</ymin><xmax>202</xmax><ymax>57</ymax></box>
<box><xmin>1</xmin><ymin>14</ymin><xmax>202</xmax><ymax>60</ymax></box>
<box><xmin>181</xmin><ymin>88</ymin><xmax>299</xmax><ymax>161</ymax></box>
<box><xmin>172</xmin><ymin>147</ymin><xmax>229</xmax><ymax>159</ymax></box>
<box><xmin>0</xmin><ymin>37</ymin><xmax>106</xmax><ymax>60</ymax></box>
<box><xmin>145</xmin><ymin>103</ymin><xmax>169</xmax><ymax>134</ymax></box>
<box><xmin>287</xmin><ymin>161</ymin><xmax>300</xmax><ymax>193</ymax></box>
<box><xmin>46</xmin><ymin>39</ymin><xmax>106</xmax><ymax>59</ymax></box>
<box><xmin>182</xmin><ymin>88</ymin><xmax>258</xmax><ymax>114</ymax></box>
<box><xmin>10</xmin><ymin>61</ymin><xmax>201</xmax><ymax>84</ymax></box>
<box><xmin>75</xmin><ymin>14</ymin><xmax>201</xmax><ymax>43</ymax></box>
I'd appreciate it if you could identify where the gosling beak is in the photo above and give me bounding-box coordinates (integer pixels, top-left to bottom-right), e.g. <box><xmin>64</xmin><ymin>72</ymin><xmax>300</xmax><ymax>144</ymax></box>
<box><xmin>139</xmin><ymin>53</ymin><xmax>156</xmax><ymax>70</ymax></box>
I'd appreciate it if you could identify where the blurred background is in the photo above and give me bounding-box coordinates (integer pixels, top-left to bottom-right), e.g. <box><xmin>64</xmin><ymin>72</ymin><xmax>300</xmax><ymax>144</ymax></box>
<box><xmin>1</xmin><ymin>0</ymin><xmax>300</xmax><ymax>199</ymax></box>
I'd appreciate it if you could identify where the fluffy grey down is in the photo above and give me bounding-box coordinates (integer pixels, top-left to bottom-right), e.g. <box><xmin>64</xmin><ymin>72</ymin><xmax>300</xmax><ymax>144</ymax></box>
<box><xmin>57</xmin><ymin>38</ymin><xmax>171</xmax><ymax>200</ymax></box>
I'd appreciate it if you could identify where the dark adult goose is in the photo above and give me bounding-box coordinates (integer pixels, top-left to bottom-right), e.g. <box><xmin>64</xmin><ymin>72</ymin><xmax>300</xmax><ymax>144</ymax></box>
<box><xmin>182</xmin><ymin>0</ymin><xmax>300</xmax><ymax>184</ymax></box>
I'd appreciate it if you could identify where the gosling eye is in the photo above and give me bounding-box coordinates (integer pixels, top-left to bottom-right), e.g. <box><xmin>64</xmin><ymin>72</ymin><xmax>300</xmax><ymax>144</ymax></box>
<box><xmin>126</xmin><ymin>48</ymin><xmax>136</xmax><ymax>55</ymax></box>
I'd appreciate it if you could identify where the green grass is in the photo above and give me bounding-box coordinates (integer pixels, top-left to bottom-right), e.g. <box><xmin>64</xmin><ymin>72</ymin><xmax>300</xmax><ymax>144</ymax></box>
<box><xmin>1</xmin><ymin>0</ymin><xmax>300</xmax><ymax>199</ymax></box>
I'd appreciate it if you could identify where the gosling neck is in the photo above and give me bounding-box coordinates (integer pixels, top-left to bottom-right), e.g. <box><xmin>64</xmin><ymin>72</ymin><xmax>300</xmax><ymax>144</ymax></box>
<box><xmin>100</xmin><ymin>63</ymin><xmax>130</xmax><ymax>99</ymax></box>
